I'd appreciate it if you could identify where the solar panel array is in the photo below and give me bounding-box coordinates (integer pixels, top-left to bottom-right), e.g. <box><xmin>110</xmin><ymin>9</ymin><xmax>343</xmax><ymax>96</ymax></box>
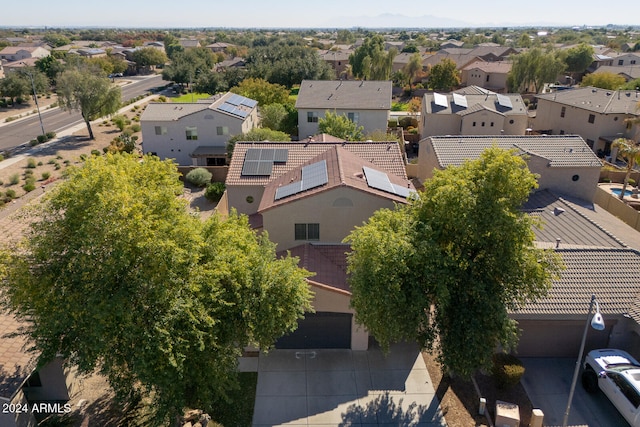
<box><xmin>241</xmin><ymin>148</ymin><xmax>289</xmax><ymax>176</ymax></box>
<box><xmin>275</xmin><ymin>160</ymin><xmax>329</xmax><ymax>200</ymax></box>
<box><xmin>452</xmin><ymin>93</ymin><xmax>468</xmax><ymax>108</ymax></box>
<box><xmin>363</xmin><ymin>166</ymin><xmax>416</xmax><ymax>199</ymax></box>
<box><xmin>433</xmin><ymin>92</ymin><xmax>448</xmax><ymax>108</ymax></box>
<box><xmin>217</xmin><ymin>93</ymin><xmax>257</xmax><ymax>119</ymax></box>
<box><xmin>496</xmin><ymin>93</ymin><xmax>513</xmax><ymax>109</ymax></box>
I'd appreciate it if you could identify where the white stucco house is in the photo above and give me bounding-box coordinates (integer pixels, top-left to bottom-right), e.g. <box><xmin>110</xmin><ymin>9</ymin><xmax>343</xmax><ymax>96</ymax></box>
<box><xmin>140</xmin><ymin>92</ymin><xmax>258</xmax><ymax>166</ymax></box>
<box><xmin>295</xmin><ymin>80</ymin><xmax>392</xmax><ymax>140</ymax></box>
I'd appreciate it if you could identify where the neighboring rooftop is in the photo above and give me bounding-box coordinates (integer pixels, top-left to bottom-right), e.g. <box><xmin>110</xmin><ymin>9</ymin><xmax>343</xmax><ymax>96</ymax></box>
<box><xmin>140</xmin><ymin>92</ymin><xmax>256</xmax><ymax>121</ymax></box>
<box><xmin>424</xmin><ymin>135</ymin><xmax>602</xmax><ymax>168</ymax></box>
<box><xmin>295</xmin><ymin>80</ymin><xmax>392</xmax><ymax>110</ymax></box>
<box><xmin>282</xmin><ymin>243</ymin><xmax>351</xmax><ymax>294</ymax></box>
<box><xmin>536</xmin><ymin>86</ymin><xmax>640</xmax><ymax>114</ymax></box>
<box><xmin>423</xmin><ymin>92</ymin><xmax>527</xmax><ymax>116</ymax></box>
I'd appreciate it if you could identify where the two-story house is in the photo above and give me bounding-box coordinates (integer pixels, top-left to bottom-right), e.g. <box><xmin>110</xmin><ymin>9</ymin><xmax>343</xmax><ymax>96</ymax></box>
<box><xmin>460</xmin><ymin>60</ymin><xmax>512</xmax><ymax>93</ymax></box>
<box><xmin>0</xmin><ymin>46</ymin><xmax>49</xmax><ymax>62</ymax></box>
<box><xmin>534</xmin><ymin>86</ymin><xmax>640</xmax><ymax>155</ymax></box>
<box><xmin>140</xmin><ymin>92</ymin><xmax>259</xmax><ymax>166</ymax></box>
<box><xmin>295</xmin><ymin>80</ymin><xmax>392</xmax><ymax>139</ymax></box>
<box><xmin>420</xmin><ymin>89</ymin><xmax>528</xmax><ymax>138</ymax></box>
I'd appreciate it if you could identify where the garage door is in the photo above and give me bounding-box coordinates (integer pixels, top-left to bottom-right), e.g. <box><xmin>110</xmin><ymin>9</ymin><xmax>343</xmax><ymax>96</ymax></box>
<box><xmin>275</xmin><ymin>312</ymin><xmax>352</xmax><ymax>349</ymax></box>
<box><xmin>516</xmin><ymin>320</ymin><xmax>613</xmax><ymax>357</ymax></box>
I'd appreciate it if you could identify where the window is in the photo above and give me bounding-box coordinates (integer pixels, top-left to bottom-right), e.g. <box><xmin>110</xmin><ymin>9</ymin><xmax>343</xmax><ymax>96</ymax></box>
<box><xmin>295</xmin><ymin>223</ymin><xmax>320</xmax><ymax>240</ymax></box>
<box><xmin>155</xmin><ymin>126</ymin><xmax>167</xmax><ymax>135</ymax></box>
<box><xmin>560</xmin><ymin>130</ymin><xmax>565</xmax><ymax>135</ymax></box>
<box><xmin>185</xmin><ymin>127</ymin><xmax>198</xmax><ymax>140</ymax></box>
<box><xmin>481</xmin><ymin>122</ymin><xmax>485</xmax><ymax>127</ymax></box>
<box><xmin>632</xmin><ymin>60</ymin><xmax>637</xmax><ymax>65</ymax></box>
<box><xmin>486</xmin><ymin>75</ymin><xmax>490</xmax><ymax>82</ymax></box>
<box><xmin>307</xmin><ymin>112</ymin><xmax>318</xmax><ymax>123</ymax></box>
<box><xmin>206</xmin><ymin>157</ymin><xmax>226</xmax><ymax>166</ymax></box>
<box><xmin>472</xmin><ymin>121</ymin><xmax>476</xmax><ymax>127</ymax></box>
<box><xmin>618</xmin><ymin>59</ymin><xmax>624</xmax><ymax>66</ymax></box>
<box><xmin>216</xmin><ymin>126</ymin><xmax>229</xmax><ymax>136</ymax></box>
<box><xmin>490</xmin><ymin>122</ymin><xmax>494</xmax><ymax>127</ymax></box>
<box><xmin>347</xmin><ymin>112</ymin><xmax>359</xmax><ymax>123</ymax></box>
<box><xmin>588</xmin><ymin>114</ymin><xmax>595</xmax><ymax>124</ymax></box>
<box><xmin>560</xmin><ymin>106</ymin><xmax>566</xmax><ymax>118</ymax></box>
<box><xmin>509</xmin><ymin>119</ymin><xmax>514</xmax><ymax>124</ymax></box>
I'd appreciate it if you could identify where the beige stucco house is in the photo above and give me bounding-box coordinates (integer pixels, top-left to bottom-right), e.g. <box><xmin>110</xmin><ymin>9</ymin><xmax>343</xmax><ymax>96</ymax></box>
<box><xmin>295</xmin><ymin>80</ymin><xmax>392</xmax><ymax>139</ymax></box>
<box><xmin>0</xmin><ymin>46</ymin><xmax>49</xmax><ymax>62</ymax></box>
<box><xmin>612</xmin><ymin>52</ymin><xmax>640</xmax><ymax>67</ymax></box>
<box><xmin>460</xmin><ymin>60</ymin><xmax>512</xmax><ymax>93</ymax></box>
<box><xmin>420</xmin><ymin>90</ymin><xmax>528</xmax><ymax>138</ymax></box>
<box><xmin>534</xmin><ymin>86</ymin><xmax>640</xmax><ymax>155</ymax></box>
<box><xmin>140</xmin><ymin>92</ymin><xmax>258</xmax><ymax>166</ymax></box>
<box><xmin>417</xmin><ymin>135</ymin><xmax>602</xmax><ymax>202</ymax></box>
<box><xmin>318</xmin><ymin>50</ymin><xmax>352</xmax><ymax>79</ymax></box>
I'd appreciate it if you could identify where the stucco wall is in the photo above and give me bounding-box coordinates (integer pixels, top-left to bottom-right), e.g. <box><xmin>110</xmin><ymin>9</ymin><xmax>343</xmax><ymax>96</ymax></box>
<box><xmin>261</xmin><ymin>187</ymin><xmax>398</xmax><ymax>251</ymax></box>
<box><xmin>22</xmin><ymin>359</ymin><xmax>69</xmax><ymax>402</ymax></box>
<box><xmin>226</xmin><ymin>185</ymin><xmax>265</xmax><ymax>215</ymax></box>
<box><xmin>297</xmin><ymin>108</ymin><xmax>389</xmax><ymax>140</ymax></box>
<box><xmin>526</xmin><ymin>155</ymin><xmax>600</xmax><ymax>202</ymax></box>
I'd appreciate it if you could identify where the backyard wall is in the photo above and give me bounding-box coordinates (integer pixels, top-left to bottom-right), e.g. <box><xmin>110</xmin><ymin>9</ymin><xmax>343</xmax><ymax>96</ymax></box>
<box><xmin>594</xmin><ymin>186</ymin><xmax>640</xmax><ymax>231</ymax></box>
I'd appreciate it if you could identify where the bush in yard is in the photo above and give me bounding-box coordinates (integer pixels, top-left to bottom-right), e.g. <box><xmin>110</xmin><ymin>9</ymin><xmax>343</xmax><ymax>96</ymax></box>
<box><xmin>112</xmin><ymin>115</ymin><xmax>127</xmax><ymax>131</ymax></box>
<box><xmin>491</xmin><ymin>353</ymin><xmax>525</xmax><ymax>389</ymax></box>
<box><xmin>37</xmin><ymin>134</ymin><xmax>48</xmax><ymax>144</ymax></box>
<box><xmin>5</xmin><ymin>189</ymin><xmax>16</xmax><ymax>200</ymax></box>
<box><xmin>205</xmin><ymin>182</ymin><xmax>225</xmax><ymax>202</ymax></box>
<box><xmin>27</xmin><ymin>158</ymin><xmax>37</xmax><ymax>168</ymax></box>
<box><xmin>398</xmin><ymin>116</ymin><xmax>419</xmax><ymax>129</ymax></box>
<box><xmin>41</xmin><ymin>172</ymin><xmax>51</xmax><ymax>181</ymax></box>
<box><xmin>23</xmin><ymin>181</ymin><xmax>36</xmax><ymax>192</ymax></box>
<box><xmin>185</xmin><ymin>168</ymin><xmax>212</xmax><ymax>187</ymax></box>
<box><xmin>10</xmin><ymin>174</ymin><xmax>20</xmax><ymax>185</ymax></box>
<box><xmin>45</xmin><ymin>131</ymin><xmax>56</xmax><ymax>140</ymax></box>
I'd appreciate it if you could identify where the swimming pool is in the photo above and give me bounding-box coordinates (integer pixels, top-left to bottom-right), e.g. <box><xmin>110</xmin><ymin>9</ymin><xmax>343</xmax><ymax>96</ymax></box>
<box><xmin>611</xmin><ymin>188</ymin><xmax>634</xmax><ymax>197</ymax></box>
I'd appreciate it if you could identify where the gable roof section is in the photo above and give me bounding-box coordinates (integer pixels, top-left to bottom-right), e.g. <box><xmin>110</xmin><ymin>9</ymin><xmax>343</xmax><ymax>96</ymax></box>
<box><xmin>462</xmin><ymin>60</ymin><xmax>512</xmax><ymax>73</ymax></box>
<box><xmin>424</xmin><ymin>92</ymin><xmax>526</xmax><ymax>116</ymax></box>
<box><xmin>593</xmin><ymin>65</ymin><xmax>640</xmax><ymax>80</ymax></box>
<box><xmin>281</xmin><ymin>243</ymin><xmax>351</xmax><ymax>294</ymax></box>
<box><xmin>258</xmin><ymin>146</ymin><xmax>413</xmax><ymax>212</ymax></box>
<box><xmin>227</xmin><ymin>141</ymin><xmax>407</xmax><ymax>187</ymax></box>
<box><xmin>514</xmin><ymin>248</ymin><xmax>640</xmax><ymax>317</ymax></box>
<box><xmin>295</xmin><ymin>80</ymin><xmax>392</xmax><ymax>110</ymax></box>
<box><xmin>524</xmin><ymin>190</ymin><xmax>626</xmax><ymax>248</ymax></box>
<box><xmin>536</xmin><ymin>86</ymin><xmax>640</xmax><ymax>115</ymax></box>
<box><xmin>141</xmin><ymin>92</ymin><xmax>256</xmax><ymax>122</ymax></box>
<box><xmin>425</xmin><ymin>135</ymin><xmax>602</xmax><ymax>168</ymax></box>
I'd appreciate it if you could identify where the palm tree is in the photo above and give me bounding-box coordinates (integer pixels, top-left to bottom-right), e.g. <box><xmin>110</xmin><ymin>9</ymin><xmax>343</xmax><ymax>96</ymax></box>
<box><xmin>612</xmin><ymin>137</ymin><xmax>640</xmax><ymax>200</ymax></box>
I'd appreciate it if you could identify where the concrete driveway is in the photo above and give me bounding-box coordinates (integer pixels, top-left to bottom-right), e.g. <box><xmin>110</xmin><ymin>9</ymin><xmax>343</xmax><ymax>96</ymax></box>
<box><xmin>521</xmin><ymin>357</ymin><xmax>629</xmax><ymax>426</ymax></box>
<box><xmin>252</xmin><ymin>342</ymin><xmax>446</xmax><ymax>426</ymax></box>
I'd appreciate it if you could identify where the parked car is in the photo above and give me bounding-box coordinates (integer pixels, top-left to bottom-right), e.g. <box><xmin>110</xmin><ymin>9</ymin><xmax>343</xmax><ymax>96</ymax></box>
<box><xmin>583</xmin><ymin>348</ymin><xmax>640</xmax><ymax>427</ymax></box>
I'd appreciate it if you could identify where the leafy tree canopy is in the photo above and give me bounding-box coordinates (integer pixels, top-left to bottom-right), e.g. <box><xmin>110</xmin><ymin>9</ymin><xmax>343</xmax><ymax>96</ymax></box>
<box><xmin>0</xmin><ymin>153</ymin><xmax>312</xmax><ymax>424</ymax></box>
<box><xmin>349</xmin><ymin>34</ymin><xmax>397</xmax><ymax>81</ymax></box>
<box><xmin>227</xmin><ymin>127</ymin><xmax>291</xmax><ymax>158</ymax></box>
<box><xmin>563</xmin><ymin>43</ymin><xmax>595</xmax><ymax>73</ymax></box>
<box><xmin>131</xmin><ymin>47</ymin><xmax>168</xmax><ymax>68</ymax></box>
<box><xmin>508</xmin><ymin>48</ymin><xmax>566</xmax><ymax>93</ymax></box>
<box><xmin>345</xmin><ymin>147</ymin><xmax>563</xmax><ymax>377</ymax></box>
<box><xmin>230</xmin><ymin>78</ymin><xmax>290</xmax><ymax>107</ymax></box>
<box><xmin>317</xmin><ymin>110</ymin><xmax>364</xmax><ymax>141</ymax></box>
<box><xmin>428</xmin><ymin>58</ymin><xmax>461</xmax><ymax>91</ymax></box>
<box><xmin>581</xmin><ymin>72</ymin><xmax>626</xmax><ymax>90</ymax></box>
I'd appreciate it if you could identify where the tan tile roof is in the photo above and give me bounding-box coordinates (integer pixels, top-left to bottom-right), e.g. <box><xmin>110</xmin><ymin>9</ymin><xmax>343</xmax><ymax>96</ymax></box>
<box><xmin>295</xmin><ymin>80</ymin><xmax>392</xmax><ymax>110</ymax></box>
<box><xmin>281</xmin><ymin>243</ymin><xmax>351</xmax><ymax>293</ymax></box>
<box><xmin>0</xmin><ymin>312</ymin><xmax>36</xmax><ymax>399</ymax></box>
<box><xmin>536</xmin><ymin>86</ymin><xmax>640</xmax><ymax>115</ymax></box>
<box><xmin>258</xmin><ymin>146</ymin><xmax>414</xmax><ymax>212</ymax></box>
<box><xmin>424</xmin><ymin>135</ymin><xmax>602</xmax><ymax>168</ymax></box>
<box><xmin>462</xmin><ymin>60</ymin><xmax>512</xmax><ymax>73</ymax></box>
<box><xmin>226</xmin><ymin>141</ymin><xmax>407</xmax><ymax>187</ymax></box>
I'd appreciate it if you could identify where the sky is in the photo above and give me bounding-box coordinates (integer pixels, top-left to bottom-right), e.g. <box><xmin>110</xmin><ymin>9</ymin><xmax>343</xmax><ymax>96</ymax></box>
<box><xmin>1</xmin><ymin>0</ymin><xmax>637</xmax><ymax>29</ymax></box>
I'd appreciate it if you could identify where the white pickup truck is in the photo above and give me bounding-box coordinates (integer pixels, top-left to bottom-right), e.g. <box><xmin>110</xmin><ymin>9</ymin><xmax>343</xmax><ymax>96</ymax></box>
<box><xmin>582</xmin><ymin>348</ymin><xmax>640</xmax><ymax>427</ymax></box>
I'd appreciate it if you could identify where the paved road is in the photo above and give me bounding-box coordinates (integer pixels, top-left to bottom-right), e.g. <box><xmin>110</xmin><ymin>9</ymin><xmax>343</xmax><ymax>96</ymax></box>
<box><xmin>0</xmin><ymin>74</ymin><xmax>167</xmax><ymax>152</ymax></box>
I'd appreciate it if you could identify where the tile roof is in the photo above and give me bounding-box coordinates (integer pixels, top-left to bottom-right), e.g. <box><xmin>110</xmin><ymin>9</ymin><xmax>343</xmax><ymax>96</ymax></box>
<box><xmin>281</xmin><ymin>243</ymin><xmax>351</xmax><ymax>294</ymax></box>
<box><xmin>423</xmin><ymin>92</ymin><xmax>527</xmax><ymax>116</ymax></box>
<box><xmin>514</xmin><ymin>248</ymin><xmax>640</xmax><ymax>317</ymax></box>
<box><xmin>226</xmin><ymin>141</ymin><xmax>407</xmax><ymax>187</ymax></box>
<box><xmin>140</xmin><ymin>92</ymin><xmax>254</xmax><ymax>122</ymax></box>
<box><xmin>0</xmin><ymin>312</ymin><xmax>36</xmax><ymax>399</ymax></box>
<box><xmin>258</xmin><ymin>146</ymin><xmax>414</xmax><ymax>212</ymax></box>
<box><xmin>524</xmin><ymin>190</ymin><xmax>626</xmax><ymax>248</ymax></box>
<box><xmin>536</xmin><ymin>86</ymin><xmax>640</xmax><ymax>115</ymax></box>
<box><xmin>295</xmin><ymin>80</ymin><xmax>392</xmax><ymax>110</ymax></box>
<box><xmin>593</xmin><ymin>65</ymin><xmax>640</xmax><ymax>80</ymax></box>
<box><xmin>462</xmin><ymin>60</ymin><xmax>512</xmax><ymax>73</ymax></box>
<box><xmin>425</xmin><ymin>135</ymin><xmax>602</xmax><ymax>168</ymax></box>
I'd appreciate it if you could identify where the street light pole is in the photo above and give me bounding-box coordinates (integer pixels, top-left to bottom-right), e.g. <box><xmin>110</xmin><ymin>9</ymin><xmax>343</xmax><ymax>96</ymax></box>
<box><xmin>20</xmin><ymin>64</ymin><xmax>46</xmax><ymax>137</ymax></box>
<box><xmin>562</xmin><ymin>294</ymin><xmax>605</xmax><ymax>427</ymax></box>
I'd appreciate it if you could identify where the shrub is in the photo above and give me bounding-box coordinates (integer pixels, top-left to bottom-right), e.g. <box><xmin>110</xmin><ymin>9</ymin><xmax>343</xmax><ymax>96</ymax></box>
<box><xmin>131</xmin><ymin>124</ymin><xmax>141</xmax><ymax>133</ymax></box>
<box><xmin>29</xmin><ymin>139</ymin><xmax>39</xmax><ymax>146</ymax></box>
<box><xmin>37</xmin><ymin>134</ymin><xmax>47</xmax><ymax>143</ymax></box>
<box><xmin>491</xmin><ymin>353</ymin><xmax>525</xmax><ymax>389</ymax></box>
<box><xmin>22</xmin><ymin>182</ymin><xmax>36</xmax><ymax>192</ymax></box>
<box><xmin>45</xmin><ymin>131</ymin><xmax>56</xmax><ymax>140</ymax></box>
<box><xmin>0</xmin><ymin>154</ymin><xmax>3</xmax><ymax>162</ymax></box>
<box><xmin>79</xmin><ymin>154</ymin><xmax>88</xmax><ymax>161</ymax></box>
<box><xmin>399</xmin><ymin>116</ymin><xmax>419</xmax><ymax>129</ymax></box>
<box><xmin>37</xmin><ymin>161</ymin><xmax>43</xmax><ymax>166</ymax></box>
<box><xmin>27</xmin><ymin>158</ymin><xmax>37</xmax><ymax>168</ymax></box>
<box><xmin>91</xmin><ymin>149</ymin><xmax>101</xmax><ymax>156</ymax></box>
<box><xmin>628</xmin><ymin>178</ymin><xmax>636</xmax><ymax>186</ymax></box>
<box><xmin>185</xmin><ymin>168</ymin><xmax>212</xmax><ymax>187</ymax></box>
<box><xmin>5</xmin><ymin>189</ymin><xmax>15</xmax><ymax>199</ymax></box>
<box><xmin>112</xmin><ymin>115</ymin><xmax>127</xmax><ymax>131</ymax></box>
<box><xmin>54</xmin><ymin>162</ymin><xmax>61</xmax><ymax>170</ymax></box>
<box><xmin>9</xmin><ymin>174</ymin><xmax>20</xmax><ymax>185</ymax></box>
<box><xmin>41</xmin><ymin>172</ymin><xmax>51</xmax><ymax>180</ymax></box>
<box><xmin>205</xmin><ymin>182</ymin><xmax>226</xmax><ymax>202</ymax></box>
<box><xmin>47</xmin><ymin>159</ymin><xmax>56</xmax><ymax>164</ymax></box>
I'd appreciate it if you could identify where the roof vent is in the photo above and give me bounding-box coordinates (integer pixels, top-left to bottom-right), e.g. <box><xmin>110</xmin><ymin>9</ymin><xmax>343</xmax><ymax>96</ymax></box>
<box><xmin>554</xmin><ymin>207</ymin><xmax>566</xmax><ymax>216</ymax></box>
<box><xmin>556</xmin><ymin>238</ymin><xmax>561</xmax><ymax>248</ymax></box>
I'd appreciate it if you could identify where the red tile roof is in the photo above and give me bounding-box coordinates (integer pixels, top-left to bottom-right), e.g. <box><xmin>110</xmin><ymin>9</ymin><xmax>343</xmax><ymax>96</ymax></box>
<box><xmin>283</xmin><ymin>244</ymin><xmax>351</xmax><ymax>293</ymax></box>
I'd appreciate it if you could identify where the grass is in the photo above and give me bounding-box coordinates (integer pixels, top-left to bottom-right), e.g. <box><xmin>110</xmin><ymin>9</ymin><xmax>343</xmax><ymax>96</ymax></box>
<box><xmin>209</xmin><ymin>372</ymin><xmax>258</xmax><ymax>427</ymax></box>
<box><xmin>173</xmin><ymin>92</ymin><xmax>212</xmax><ymax>103</ymax></box>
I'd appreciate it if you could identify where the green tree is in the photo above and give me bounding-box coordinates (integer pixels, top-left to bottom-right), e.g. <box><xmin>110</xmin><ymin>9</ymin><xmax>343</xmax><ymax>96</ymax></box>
<box><xmin>260</xmin><ymin>103</ymin><xmax>288</xmax><ymax>131</ymax></box>
<box><xmin>0</xmin><ymin>153</ymin><xmax>312</xmax><ymax>424</ymax></box>
<box><xmin>509</xmin><ymin>48</ymin><xmax>566</xmax><ymax>93</ymax></box>
<box><xmin>0</xmin><ymin>69</ymin><xmax>48</xmax><ymax>104</ymax></box>
<box><xmin>428</xmin><ymin>58</ymin><xmax>461</xmax><ymax>91</ymax></box>
<box><xmin>349</xmin><ymin>35</ymin><xmax>397</xmax><ymax>80</ymax></box>
<box><xmin>564</xmin><ymin>43</ymin><xmax>595</xmax><ymax>74</ymax></box>
<box><xmin>230</xmin><ymin>78</ymin><xmax>290</xmax><ymax>106</ymax></box>
<box><xmin>612</xmin><ymin>138</ymin><xmax>640</xmax><ymax>200</ymax></box>
<box><xmin>35</xmin><ymin>55</ymin><xmax>64</xmax><ymax>84</ymax></box>
<box><xmin>345</xmin><ymin>147</ymin><xmax>563</xmax><ymax>377</ymax></box>
<box><xmin>403</xmin><ymin>52</ymin><xmax>424</xmax><ymax>90</ymax></box>
<box><xmin>580</xmin><ymin>72</ymin><xmax>626</xmax><ymax>90</ymax></box>
<box><xmin>131</xmin><ymin>47</ymin><xmax>168</xmax><ymax>72</ymax></box>
<box><xmin>56</xmin><ymin>67</ymin><xmax>121</xmax><ymax>139</ymax></box>
<box><xmin>317</xmin><ymin>110</ymin><xmax>364</xmax><ymax>141</ymax></box>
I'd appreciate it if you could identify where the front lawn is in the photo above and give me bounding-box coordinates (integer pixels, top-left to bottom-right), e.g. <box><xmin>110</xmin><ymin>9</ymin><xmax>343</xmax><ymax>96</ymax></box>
<box><xmin>172</xmin><ymin>92</ymin><xmax>212</xmax><ymax>103</ymax></box>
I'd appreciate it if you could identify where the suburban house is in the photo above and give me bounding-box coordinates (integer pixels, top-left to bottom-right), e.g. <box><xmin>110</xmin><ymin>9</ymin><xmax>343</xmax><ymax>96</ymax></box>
<box><xmin>534</xmin><ymin>86</ymin><xmax>640</xmax><ymax>155</ymax></box>
<box><xmin>0</xmin><ymin>46</ymin><xmax>49</xmax><ymax>62</ymax></box>
<box><xmin>75</xmin><ymin>48</ymin><xmax>107</xmax><ymax>58</ymax></box>
<box><xmin>214</xmin><ymin>57</ymin><xmax>246</xmax><ymax>72</ymax></box>
<box><xmin>318</xmin><ymin>50</ymin><xmax>352</xmax><ymax>79</ymax></box>
<box><xmin>140</xmin><ymin>92</ymin><xmax>259</xmax><ymax>166</ymax></box>
<box><xmin>224</xmin><ymin>140</ymin><xmax>414</xmax><ymax>350</ymax></box>
<box><xmin>206</xmin><ymin>42</ymin><xmax>236</xmax><ymax>53</ymax></box>
<box><xmin>417</xmin><ymin>135</ymin><xmax>602</xmax><ymax>202</ymax></box>
<box><xmin>0</xmin><ymin>312</ymin><xmax>75</xmax><ymax>427</ymax></box>
<box><xmin>178</xmin><ymin>39</ymin><xmax>200</xmax><ymax>49</ymax></box>
<box><xmin>295</xmin><ymin>80</ymin><xmax>392</xmax><ymax>139</ymax></box>
<box><xmin>460</xmin><ymin>60</ymin><xmax>512</xmax><ymax>93</ymax></box>
<box><xmin>420</xmin><ymin>90</ymin><xmax>528</xmax><ymax>138</ymax></box>
<box><xmin>592</xmin><ymin>65</ymin><xmax>640</xmax><ymax>82</ymax></box>
<box><xmin>612</xmin><ymin>52</ymin><xmax>640</xmax><ymax>67</ymax></box>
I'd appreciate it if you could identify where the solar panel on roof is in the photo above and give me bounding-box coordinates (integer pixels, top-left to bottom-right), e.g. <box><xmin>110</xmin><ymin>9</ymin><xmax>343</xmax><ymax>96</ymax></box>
<box><xmin>218</xmin><ymin>103</ymin><xmax>235</xmax><ymax>114</ymax></box>
<box><xmin>233</xmin><ymin>108</ymin><xmax>249</xmax><ymax>118</ymax></box>
<box><xmin>363</xmin><ymin>167</ymin><xmax>394</xmax><ymax>193</ymax></box>
<box><xmin>241</xmin><ymin>160</ymin><xmax>260</xmax><ymax>175</ymax></box>
<box><xmin>275</xmin><ymin>181</ymin><xmax>303</xmax><ymax>200</ymax></box>
<box><xmin>226</xmin><ymin>94</ymin><xmax>243</xmax><ymax>106</ymax></box>
<box><xmin>301</xmin><ymin>160</ymin><xmax>328</xmax><ymax>191</ymax></box>
<box><xmin>452</xmin><ymin>93</ymin><xmax>468</xmax><ymax>108</ymax></box>
<box><xmin>245</xmin><ymin>148</ymin><xmax>261</xmax><ymax>161</ymax></box>
<box><xmin>433</xmin><ymin>92</ymin><xmax>448</xmax><ymax>108</ymax></box>
<box><xmin>496</xmin><ymin>94</ymin><xmax>513</xmax><ymax>109</ymax></box>
<box><xmin>273</xmin><ymin>149</ymin><xmax>288</xmax><ymax>163</ymax></box>
<box><xmin>391</xmin><ymin>184</ymin><xmax>417</xmax><ymax>199</ymax></box>
<box><xmin>256</xmin><ymin>161</ymin><xmax>273</xmax><ymax>176</ymax></box>
<box><xmin>241</xmin><ymin>98</ymin><xmax>258</xmax><ymax>108</ymax></box>
<box><xmin>260</xmin><ymin>149</ymin><xmax>275</xmax><ymax>160</ymax></box>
